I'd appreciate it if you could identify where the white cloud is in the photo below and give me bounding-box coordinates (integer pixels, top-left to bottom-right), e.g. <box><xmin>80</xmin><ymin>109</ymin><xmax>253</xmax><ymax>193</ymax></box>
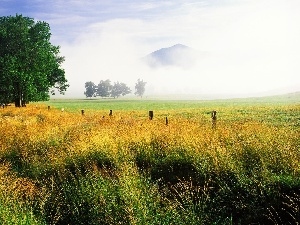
<box><xmin>55</xmin><ymin>0</ymin><xmax>300</xmax><ymax>98</ymax></box>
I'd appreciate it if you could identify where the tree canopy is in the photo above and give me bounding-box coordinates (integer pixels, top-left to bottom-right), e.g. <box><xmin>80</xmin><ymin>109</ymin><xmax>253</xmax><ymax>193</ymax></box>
<box><xmin>97</xmin><ymin>79</ymin><xmax>112</xmax><ymax>98</ymax></box>
<box><xmin>134</xmin><ymin>79</ymin><xmax>146</xmax><ymax>98</ymax></box>
<box><xmin>84</xmin><ymin>79</ymin><xmax>132</xmax><ymax>98</ymax></box>
<box><xmin>111</xmin><ymin>81</ymin><xmax>131</xmax><ymax>98</ymax></box>
<box><xmin>0</xmin><ymin>14</ymin><xmax>69</xmax><ymax>106</ymax></box>
<box><xmin>84</xmin><ymin>81</ymin><xmax>96</xmax><ymax>98</ymax></box>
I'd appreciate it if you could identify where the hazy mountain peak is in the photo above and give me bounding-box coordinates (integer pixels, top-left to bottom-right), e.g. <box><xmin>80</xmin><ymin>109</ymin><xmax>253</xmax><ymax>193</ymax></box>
<box><xmin>143</xmin><ymin>44</ymin><xmax>196</xmax><ymax>68</ymax></box>
<box><xmin>171</xmin><ymin>43</ymin><xmax>189</xmax><ymax>48</ymax></box>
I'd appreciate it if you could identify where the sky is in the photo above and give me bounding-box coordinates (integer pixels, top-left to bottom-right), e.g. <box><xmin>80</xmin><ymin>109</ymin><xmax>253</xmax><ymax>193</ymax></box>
<box><xmin>1</xmin><ymin>0</ymin><xmax>300</xmax><ymax>98</ymax></box>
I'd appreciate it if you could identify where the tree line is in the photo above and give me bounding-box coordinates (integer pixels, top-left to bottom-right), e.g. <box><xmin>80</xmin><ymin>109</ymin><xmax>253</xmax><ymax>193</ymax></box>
<box><xmin>0</xmin><ymin>14</ymin><xmax>147</xmax><ymax>106</ymax></box>
<box><xmin>84</xmin><ymin>79</ymin><xmax>146</xmax><ymax>98</ymax></box>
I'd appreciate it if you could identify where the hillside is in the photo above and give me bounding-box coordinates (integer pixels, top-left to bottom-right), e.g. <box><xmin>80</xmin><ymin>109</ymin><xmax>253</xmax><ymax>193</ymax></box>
<box><xmin>143</xmin><ymin>44</ymin><xmax>197</xmax><ymax>68</ymax></box>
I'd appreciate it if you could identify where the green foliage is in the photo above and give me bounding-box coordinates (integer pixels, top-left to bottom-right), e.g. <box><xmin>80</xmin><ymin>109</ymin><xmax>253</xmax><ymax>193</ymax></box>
<box><xmin>0</xmin><ymin>196</ymin><xmax>45</xmax><ymax>225</ymax></box>
<box><xmin>40</xmin><ymin>174</ymin><xmax>128</xmax><ymax>225</ymax></box>
<box><xmin>134</xmin><ymin>78</ymin><xmax>146</xmax><ymax>98</ymax></box>
<box><xmin>0</xmin><ymin>14</ymin><xmax>68</xmax><ymax>106</ymax></box>
<box><xmin>85</xmin><ymin>79</ymin><xmax>132</xmax><ymax>99</ymax></box>
<box><xmin>84</xmin><ymin>81</ymin><xmax>96</xmax><ymax>98</ymax></box>
<box><xmin>96</xmin><ymin>79</ymin><xmax>112</xmax><ymax>98</ymax></box>
<box><xmin>110</xmin><ymin>81</ymin><xmax>131</xmax><ymax>98</ymax></box>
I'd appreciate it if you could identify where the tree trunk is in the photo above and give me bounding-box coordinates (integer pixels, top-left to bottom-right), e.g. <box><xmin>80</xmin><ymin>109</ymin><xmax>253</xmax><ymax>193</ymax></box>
<box><xmin>14</xmin><ymin>93</ymin><xmax>26</xmax><ymax>107</ymax></box>
<box><xmin>14</xmin><ymin>97</ymin><xmax>21</xmax><ymax>107</ymax></box>
<box><xmin>14</xmin><ymin>83</ymin><xmax>23</xmax><ymax>107</ymax></box>
<box><xmin>21</xmin><ymin>100</ymin><xmax>26</xmax><ymax>107</ymax></box>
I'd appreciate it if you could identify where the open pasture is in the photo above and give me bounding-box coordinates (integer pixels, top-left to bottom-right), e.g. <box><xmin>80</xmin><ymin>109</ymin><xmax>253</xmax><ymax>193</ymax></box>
<box><xmin>0</xmin><ymin>98</ymin><xmax>299</xmax><ymax>224</ymax></box>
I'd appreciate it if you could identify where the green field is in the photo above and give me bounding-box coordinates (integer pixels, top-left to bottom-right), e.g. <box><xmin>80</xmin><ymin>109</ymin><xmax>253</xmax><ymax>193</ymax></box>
<box><xmin>45</xmin><ymin>94</ymin><xmax>300</xmax><ymax>128</ymax></box>
<box><xmin>46</xmin><ymin>92</ymin><xmax>300</xmax><ymax>111</ymax></box>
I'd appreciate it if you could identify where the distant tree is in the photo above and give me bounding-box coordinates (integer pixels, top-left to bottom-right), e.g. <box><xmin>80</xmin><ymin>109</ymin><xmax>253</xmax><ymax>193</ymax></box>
<box><xmin>97</xmin><ymin>79</ymin><xmax>112</xmax><ymax>98</ymax></box>
<box><xmin>134</xmin><ymin>79</ymin><xmax>146</xmax><ymax>98</ymax></box>
<box><xmin>84</xmin><ymin>81</ymin><xmax>96</xmax><ymax>98</ymax></box>
<box><xmin>120</xmin><ymin>82</ymin><xmax>131</xmax><ymax>96</ymax></box>
<box><xmin>111</xmin><ymin>82</ymin><xmax>131</xmax><ymax>98</ymax></box>
<box><xmin>110</xmin><ymin>82</ymin><xmax>120</xmax><ymax>98</ymax></box>
<box><xmin>0</xmin><ymin>14</ymin><xmax>68</xmax><ymax>107</ymax></box>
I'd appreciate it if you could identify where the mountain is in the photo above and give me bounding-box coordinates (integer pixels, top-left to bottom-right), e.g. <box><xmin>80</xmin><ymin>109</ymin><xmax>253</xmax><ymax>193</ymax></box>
<box><xmin>143</xmin><ymin>44</ymin><xmax>197</xmax><ymax>68</ymax></box>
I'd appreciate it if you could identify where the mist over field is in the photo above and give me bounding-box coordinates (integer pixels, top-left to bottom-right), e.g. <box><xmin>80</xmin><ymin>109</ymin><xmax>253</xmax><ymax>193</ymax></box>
<box><xmin>58</xmin><ymin>0</ymin><xmax>300</xmax><ymax>99</ymax></box>
<box><xmin>2</xmin><ymin>0</ymin><xmax>300</xmax><ymax>99</ymax></box>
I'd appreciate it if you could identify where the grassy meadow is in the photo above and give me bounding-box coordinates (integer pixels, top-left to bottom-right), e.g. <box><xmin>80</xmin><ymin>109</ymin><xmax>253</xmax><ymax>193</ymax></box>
<box><xmin>0</xmin><ymin>96</ymin><xmax>299</xmax><ymax>224</ymax></box>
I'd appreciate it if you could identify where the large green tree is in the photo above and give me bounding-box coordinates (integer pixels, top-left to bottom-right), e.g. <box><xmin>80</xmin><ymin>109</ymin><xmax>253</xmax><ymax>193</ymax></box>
<box><xmin>0</xmin><ymin>14</ymin><xmax>69</xmax><ymax>106</ymax></box>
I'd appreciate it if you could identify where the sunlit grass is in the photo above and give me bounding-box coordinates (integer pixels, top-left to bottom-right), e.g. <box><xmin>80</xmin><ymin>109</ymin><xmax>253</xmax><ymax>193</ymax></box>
<box><xmin>0</xmin><ymin>101</ymin><xmax>299</xmax><ymax>224</ymax></box>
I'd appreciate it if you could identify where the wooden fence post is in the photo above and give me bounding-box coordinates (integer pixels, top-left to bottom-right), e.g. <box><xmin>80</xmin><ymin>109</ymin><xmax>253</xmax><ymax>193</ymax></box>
<box><xmin>149</xmin><ymin>111</ymin><xmax>153</xmax><ymax>120</ymax></box>
<box><xmin>48</xmin><ymin>106</ymin><xmax>50</xmax><ymax>110</ymax></box>
<box><xmin>166</xmin><ymin>117</ymin><xmax>168</xmax><ymax>125</ymax></box>
<box><xmin>211</xmin><ymin>110</ymin><xmax>217</xmax><ymax>129</ymax></box>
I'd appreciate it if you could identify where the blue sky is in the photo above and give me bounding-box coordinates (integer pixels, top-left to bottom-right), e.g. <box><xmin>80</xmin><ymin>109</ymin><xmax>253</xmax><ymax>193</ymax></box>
<box><xmin>2</xmin><ymin>1</ymin><xmax>207</xmax><ymax>44</ymax></box>
<box><xmin>2</xmin><ymin>0</ymin><xmax>300</xmax><ymax>98</ymax></box>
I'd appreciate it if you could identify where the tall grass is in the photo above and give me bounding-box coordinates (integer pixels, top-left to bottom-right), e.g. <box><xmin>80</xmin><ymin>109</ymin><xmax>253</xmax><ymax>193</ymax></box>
<box><xmin>0</xmin><ymin>103</ymin><xmax>299</xmax><ymax>224</ymax></box>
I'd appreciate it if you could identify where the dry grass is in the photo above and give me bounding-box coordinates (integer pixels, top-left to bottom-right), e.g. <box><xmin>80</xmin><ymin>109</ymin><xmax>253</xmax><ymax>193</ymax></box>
<box><xmin>0</xmin><ymin>103</ymin><xmax>299</xmax><ymax>224</ymax></box>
